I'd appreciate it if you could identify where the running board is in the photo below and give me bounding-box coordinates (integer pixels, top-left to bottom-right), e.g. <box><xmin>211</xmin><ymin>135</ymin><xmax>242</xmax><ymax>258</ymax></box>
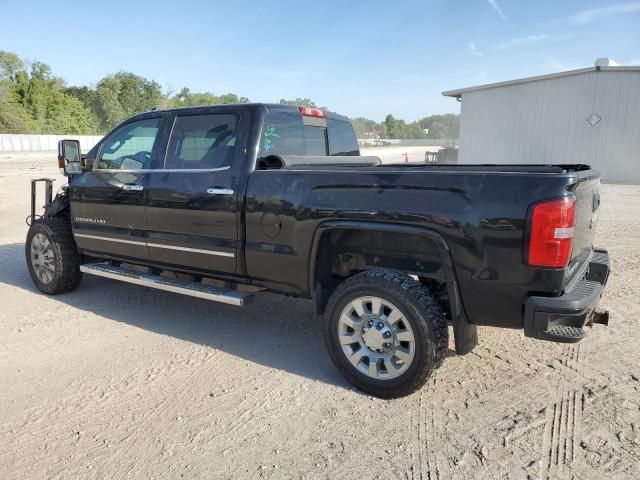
<box><xmin>80</xmin><ymin>263</ymin><xmax>253</xmax><ymax>307</ymax></box>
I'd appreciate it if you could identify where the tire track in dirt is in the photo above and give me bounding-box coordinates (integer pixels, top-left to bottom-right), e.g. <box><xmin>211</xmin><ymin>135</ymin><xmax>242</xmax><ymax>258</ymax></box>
<box><xmin>539</xmin><ymin>389</ymin><xmax>584</xmax><ymax>479</ymax></box>
<box><xmin>412</xmin><ymin>384</ymin><xmax>448</xmax><ymax>480</ymax></box>
<box><xmin>1</xmin><ymin>347</ymin><xmax>227</xmax><ymax>478</ymax></box>
<box><xmin>458</xmin><ymin>374</ymin><xmax>551</xmax><ymax>438</ymax></box>
<box><xmin>538</xmin><ymin>344</ymin><xmax>584</xmax><ymax>480</ymax></box>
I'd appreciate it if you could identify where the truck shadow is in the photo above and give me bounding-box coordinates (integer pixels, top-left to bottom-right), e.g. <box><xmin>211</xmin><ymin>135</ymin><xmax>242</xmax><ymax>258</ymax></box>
<box><xmin>1</xmin><ymin>242</ymin><xmax>349</xmax><ymax>390</ymax></box>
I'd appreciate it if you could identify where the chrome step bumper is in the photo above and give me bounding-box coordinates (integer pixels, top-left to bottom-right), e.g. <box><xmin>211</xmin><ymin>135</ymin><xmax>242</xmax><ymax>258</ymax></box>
<box><xmin>80</xmin><ymin>263</ymin><xmax>252</xmax><ymax>307</ymax></box>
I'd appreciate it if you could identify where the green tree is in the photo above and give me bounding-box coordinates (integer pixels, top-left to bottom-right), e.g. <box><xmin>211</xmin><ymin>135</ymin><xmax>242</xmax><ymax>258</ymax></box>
<box><xmin>2</xmin><ymin>57</ymin><xmax>98</xmax><ymax>134</ymax></box>
<box><xmin>168</xmin><ymin>88</ymin><xmax>250</xmax><ymax>108</ymax></box>
<box><xmin>94</xmin><ymin>72</ymin><xmax>164</xmax><ymax>131</ymax></box>
<box><xmin>279</xmin><ymin>97</ymin><xmax>317</xmax><ymax>108</ymax></box>
<box><xmin>0</xmin><ymin>81</ymin><xmax>37</xmax><ymax>133</ymax></box>
<box><xmin>217</xmin><ymin>93</ymin><xmax>247</xmax><ymax>104</ymax></box>
<box><xmin>40</xmin><ymin>90</ymin><xmax>98</xmax><ymax>134</ymax></box>
<box><xmin>379</xmin><ymin>115</ymin><xmax>429</xmax><ymax>139</ymax></box>
<box><xmin>65</xmin><ymin>86</ymin><xmax>99</xmax><ymax>112</ymax></box>
<box><xmin>0</xmin><ymin>49</ymin><xmax>460</xmax><ymax>138</ymax></box>
<box><xmin>0</xmin><ymin>50</ymin><xmax>24</xmax><ymax>81</ymax></box>
<box><xmin>405</xmin><ymin>121</ymin><xmax>428</xmax><ymax>139</ymax></box>
<box><xmin>0</xmin><ymin>52</ymin><xmax>36</xmax><ymax>132</ymax></box>
<box><xmin>384</xmin><ymin>114</ymin><xmax>408</xmax><ymax>138</ymax></box>
<box><xmin>351</xmin><ymin>117</ymin><xmax>383</xmax><ymax>138</ymax></box>
<box><xmin>418</xmin><ymin>113</ymin><xmax>459</xmax><ymax>139</ymax></box>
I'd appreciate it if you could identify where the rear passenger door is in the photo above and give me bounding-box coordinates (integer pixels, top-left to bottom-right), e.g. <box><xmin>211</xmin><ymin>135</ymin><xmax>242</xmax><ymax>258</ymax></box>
<box><xmin>145</xmin><ymin>108</ymin><xmax>249</xmax><ymax>275</ymax></box>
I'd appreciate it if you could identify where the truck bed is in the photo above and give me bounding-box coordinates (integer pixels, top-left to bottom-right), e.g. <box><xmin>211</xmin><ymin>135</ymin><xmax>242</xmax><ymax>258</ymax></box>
<box><xmin>270</xmin><ymin>155</ymin><xmax>595</xmax><ymax>174</ymax></box>
<box><xmin>380</xmin><ymin>163</ymin><xmax>594</xmax><ymax>173</ymax></box>
<box><xmin>245</xmin><ymin>163</ymin><xmax>601</xmax><ymax>330</ymax></box>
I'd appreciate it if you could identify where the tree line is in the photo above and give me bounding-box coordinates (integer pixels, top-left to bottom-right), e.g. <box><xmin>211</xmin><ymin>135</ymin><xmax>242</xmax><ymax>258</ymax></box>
<box><xmin>275</xmin><ymin>98</ymin><xmax>459</xmax><ymax>139</ymax></box>
<box><xmin>351</xmin><ymin>114</ymin><xmax>459</xmax><ymax>140</ymax></box>
<box><xmin>0</xmin><ymin>50</ymin><xmax>458</xmax><ymax>138</ymax></box>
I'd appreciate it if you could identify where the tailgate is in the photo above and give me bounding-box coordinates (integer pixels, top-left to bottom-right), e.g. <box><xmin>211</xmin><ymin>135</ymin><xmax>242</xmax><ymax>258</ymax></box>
<box><xmin>570</xmin><ymin>171</ymin><xmax>601</xmax><ymax>266</ymax></box>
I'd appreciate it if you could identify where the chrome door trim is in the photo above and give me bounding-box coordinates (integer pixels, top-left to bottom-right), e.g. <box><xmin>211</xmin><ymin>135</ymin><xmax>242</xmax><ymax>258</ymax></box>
<box><xmin>75</xmin><ymin>233</ymin><xmax>235</xmax><ymax>258</ymax></box>
<box><xmin>75</xmin><ymin>233</ymin><xmax>146</xmax><ymax>246</ymax></box>
<box><xmin>147</xmin><ymin>242</ymin><xmax>235</xmax><ymax>257</ymax></box>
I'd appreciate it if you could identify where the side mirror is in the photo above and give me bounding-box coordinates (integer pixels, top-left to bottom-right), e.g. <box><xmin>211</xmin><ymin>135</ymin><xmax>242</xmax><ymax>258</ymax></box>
<box><xmin>58</xmin><ymin>139</ymin><xmax>82</xmax><ymax>176</ymax></box>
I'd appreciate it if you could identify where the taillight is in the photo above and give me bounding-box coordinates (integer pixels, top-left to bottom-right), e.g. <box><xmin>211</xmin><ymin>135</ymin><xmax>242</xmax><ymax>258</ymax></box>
<box><xmin>299</xmin><ymin>106</ymin><xmax>326</xmax><ymax>118</ymax></box>
<box><xmin>527</xmin><ymin>197</ymin><xmax>576</xmax><ymax>268</ymax></box>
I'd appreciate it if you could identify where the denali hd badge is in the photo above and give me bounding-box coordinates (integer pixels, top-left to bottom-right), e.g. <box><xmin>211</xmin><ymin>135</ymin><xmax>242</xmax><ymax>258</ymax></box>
<box><xmin>74</xmin><ymin>217</ymin><xmax>106</xmax><ymax>224</ymax></box>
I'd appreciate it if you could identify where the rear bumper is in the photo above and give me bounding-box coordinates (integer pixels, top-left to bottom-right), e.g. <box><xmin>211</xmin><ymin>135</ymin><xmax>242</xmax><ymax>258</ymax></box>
<box><xmin>524</xmin><ymin>248</ymin><xmax>610</xmax><ymax>343</ymax></box>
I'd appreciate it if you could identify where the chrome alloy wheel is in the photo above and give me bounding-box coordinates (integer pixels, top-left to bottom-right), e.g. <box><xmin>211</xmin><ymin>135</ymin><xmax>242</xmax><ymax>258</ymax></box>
<box><xmin>337</xmin><ymin>296</ymin><xmax>416</xmax><ymax>380</ymax></box>
<box><xmin>30</xmin><ymin>233</ymin><xmax>55</xmax><ymax>284</ymax></box>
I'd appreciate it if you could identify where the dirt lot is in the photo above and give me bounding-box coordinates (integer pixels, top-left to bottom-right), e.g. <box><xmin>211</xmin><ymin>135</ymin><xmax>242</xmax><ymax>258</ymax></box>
<box><xmin>1</xmin><ymin>153</ymin><xmax>639</xmax><ymax>480</ymax></box>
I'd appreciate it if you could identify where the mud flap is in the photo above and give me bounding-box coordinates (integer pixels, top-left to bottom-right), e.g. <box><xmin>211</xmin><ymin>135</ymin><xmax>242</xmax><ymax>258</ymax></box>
<box><xmin>449</xmin><ymin>281</ymin><xmax>478</xmax><ymax>354</ymax></box>
<box><xmin>453</xmin><ymin>313</ymin><xmax>478</xmax><ymax>355</ymax></box>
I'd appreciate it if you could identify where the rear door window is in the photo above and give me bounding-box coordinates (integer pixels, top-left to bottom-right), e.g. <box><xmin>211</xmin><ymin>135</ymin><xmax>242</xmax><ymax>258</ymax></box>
<box><xmin>164</xmin><ymin>113</ymin><xmax>238</xmax><ymax>170</ymax></box>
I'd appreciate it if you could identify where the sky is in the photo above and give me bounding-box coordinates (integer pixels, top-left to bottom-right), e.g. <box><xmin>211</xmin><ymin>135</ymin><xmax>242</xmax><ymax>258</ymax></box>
<box><xmin>0</xmin><ymin>0</ymin><xmax>638</xmax><ymax>121</ymax></box>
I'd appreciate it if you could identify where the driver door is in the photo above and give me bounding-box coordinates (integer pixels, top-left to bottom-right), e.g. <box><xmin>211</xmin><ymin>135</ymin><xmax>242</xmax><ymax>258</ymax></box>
<box><xmin>70</xmin><ymin>114</ymin><xmax>165</xmax><ymax>262</ymax></box>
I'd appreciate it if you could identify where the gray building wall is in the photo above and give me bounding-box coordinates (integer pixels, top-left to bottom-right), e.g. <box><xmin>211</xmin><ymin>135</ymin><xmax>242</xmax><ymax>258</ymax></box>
<box><xmin>456</xmin><ymin>69</ymin><xmax>640</xmax><ymax>182</ymax></box>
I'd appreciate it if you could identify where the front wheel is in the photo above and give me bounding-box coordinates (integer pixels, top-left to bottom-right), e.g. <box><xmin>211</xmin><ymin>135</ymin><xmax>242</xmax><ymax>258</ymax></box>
<box><xmin>324</xmin><ymin>270</ymin><xmax>448</xmax><ymax>398</ymax></box>
<box><xmin>25</xmin><ymin>217</ymin><xmax>82</xmax><ymax>295</ymax></box>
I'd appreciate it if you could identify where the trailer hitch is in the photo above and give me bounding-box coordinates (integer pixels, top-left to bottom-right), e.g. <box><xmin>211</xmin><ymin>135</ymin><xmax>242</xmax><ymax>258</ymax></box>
<box><xmin>590</xmin><ymin>310</ymin><xmax>610</xmax><ymax>326</ymax></box>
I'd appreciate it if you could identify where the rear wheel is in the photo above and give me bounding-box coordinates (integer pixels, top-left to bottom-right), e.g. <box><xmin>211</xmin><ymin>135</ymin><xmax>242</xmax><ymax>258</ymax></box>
<box><xmin>25</xmin><ymin>217</ymin><xmax>82</xmax><ymax>294</ymax></box>
<box><xmin>324</xmin><ymin>269</ymin><xmax>448</xmax><ymax>398</ymax></box>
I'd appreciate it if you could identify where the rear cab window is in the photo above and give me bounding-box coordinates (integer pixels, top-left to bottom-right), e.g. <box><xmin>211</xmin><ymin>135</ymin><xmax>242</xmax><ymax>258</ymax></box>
<box><xmin>327</xmin><ymin>118</ymin><xmax>359</xmax><ymax>156</ymax></box>
<box><xmin>259</xmin><ymin>112</ymin><xmax>359</xmax><ymax>161</ymax></box>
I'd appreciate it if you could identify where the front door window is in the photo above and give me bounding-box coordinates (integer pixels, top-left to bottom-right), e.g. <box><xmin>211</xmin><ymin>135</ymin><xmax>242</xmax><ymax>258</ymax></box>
<box><xmin>97</xmin><ymin>118</ymin><xmax>161</xmax><ymax>170</ymax></box>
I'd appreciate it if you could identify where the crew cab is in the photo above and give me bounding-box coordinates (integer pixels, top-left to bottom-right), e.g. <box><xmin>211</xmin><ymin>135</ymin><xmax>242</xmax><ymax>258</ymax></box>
<box><xmin>25</xmin><ymin>103</ymin><xmax>610</xmax><ymax>398</ymax></box>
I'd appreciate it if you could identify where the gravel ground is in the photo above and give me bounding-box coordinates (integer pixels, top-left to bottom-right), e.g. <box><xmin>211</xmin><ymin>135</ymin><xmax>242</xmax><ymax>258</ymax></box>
<box><xmin>0</xmin><ymin>154</ymin><xmax>639</xmax><ymax>480</ymax></box>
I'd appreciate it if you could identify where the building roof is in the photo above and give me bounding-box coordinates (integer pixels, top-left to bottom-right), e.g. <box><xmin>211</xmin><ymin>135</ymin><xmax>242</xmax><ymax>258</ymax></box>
<box><xmin>442</xmin><ymin>65</ymin><xmax>640</xmax><ymax>99</ymax></box>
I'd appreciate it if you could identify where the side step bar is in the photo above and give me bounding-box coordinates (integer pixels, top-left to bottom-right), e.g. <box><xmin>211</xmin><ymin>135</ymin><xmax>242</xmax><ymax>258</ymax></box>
<box><xmin>80</xmin><ymin>263</ymin><xmax>253</xmax><ymax>307</ymax></box>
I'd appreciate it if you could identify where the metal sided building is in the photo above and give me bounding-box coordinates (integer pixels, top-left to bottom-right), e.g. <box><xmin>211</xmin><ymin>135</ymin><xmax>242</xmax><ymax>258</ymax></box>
<box><xmin>442</xmin><ymin>60</ymin><xmax>640</xmax><ymax>182</ymax></box>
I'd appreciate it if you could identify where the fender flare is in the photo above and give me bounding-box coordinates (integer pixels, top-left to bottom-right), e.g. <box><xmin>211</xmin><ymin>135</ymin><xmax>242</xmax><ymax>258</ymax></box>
<box><xmin>308</xmin><ymin>220</ymin><xmax>477</xmax><ymax>354</ymax></box>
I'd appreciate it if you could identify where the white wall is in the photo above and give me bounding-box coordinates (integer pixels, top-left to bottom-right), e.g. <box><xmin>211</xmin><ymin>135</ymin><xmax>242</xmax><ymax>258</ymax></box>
<box><xmin>457</xmin><ymin>70</ymin><xmax>640</xmax><ymax>182</ymax></box>
<box><xmin>0</xmin><ymin>135</ymin><xmax>454</xmax><ymax>154</ymax></box>
<box><xmin>0</xmin><ymin>134</ymin><xmax>103</xmax><ymax>153</ymax></box>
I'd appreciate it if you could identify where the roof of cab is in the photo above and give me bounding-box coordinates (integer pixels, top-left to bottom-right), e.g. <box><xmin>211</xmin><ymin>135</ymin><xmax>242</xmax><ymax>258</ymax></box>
<box><xmin>139</xmin><ymin>103</ymin><xmax>350</xmax><ymax>122</ymax></box>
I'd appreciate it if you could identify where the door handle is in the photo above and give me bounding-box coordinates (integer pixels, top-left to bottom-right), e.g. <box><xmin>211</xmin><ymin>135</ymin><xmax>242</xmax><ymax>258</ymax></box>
<box><xmin>206</xmin><ymin>188</ymin><xmax>234</xmax><ymax>195</ymax></box>
<box><xmin>122</xmin><ymin>184</ymin><xmax>144</xmax><ymax>191</ymax></box>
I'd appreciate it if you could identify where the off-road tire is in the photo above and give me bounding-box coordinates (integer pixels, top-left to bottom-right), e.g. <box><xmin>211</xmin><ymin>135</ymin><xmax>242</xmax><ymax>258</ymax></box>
<box><xmin>324</xmin><ymin>269</ymin><xmax>448</xmax><ymax>398</ymax></box>
<box><xmin>25</xmin><ymin>217</ymin><xmax>82</xmax><ymax>294</ymax></box>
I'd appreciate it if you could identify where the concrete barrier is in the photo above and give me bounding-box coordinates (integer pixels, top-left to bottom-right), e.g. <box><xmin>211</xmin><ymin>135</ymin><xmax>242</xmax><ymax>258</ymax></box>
<box><xmin>0</xmin><ymin>134</ymin><xmax>459</xmax><ymax>156</ymax></box>
<box><xmin>358</xmin><ymin>139</ymin><xmax>458</xmax><ymax>147</ymax></box>
<box><xmin>0</xmin><ymin>134</ymin><xmax>103</xmax><ymax>153</ymax></box>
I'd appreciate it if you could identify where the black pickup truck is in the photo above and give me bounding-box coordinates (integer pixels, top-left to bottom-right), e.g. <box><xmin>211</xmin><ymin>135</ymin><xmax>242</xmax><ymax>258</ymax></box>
<box><xmin>25</xmin><ymin>103</ymin><xmax>610</xmax><ymax>398</ymax></box>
